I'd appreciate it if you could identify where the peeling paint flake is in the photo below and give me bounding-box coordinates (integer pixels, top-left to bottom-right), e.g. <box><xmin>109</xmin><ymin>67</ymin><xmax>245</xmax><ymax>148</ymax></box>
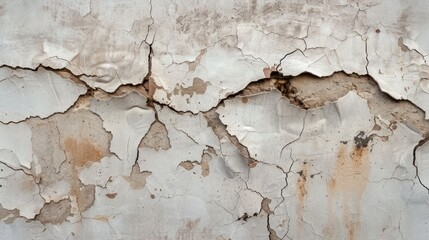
<box><xmin>0</xmin><ymin>67</ymin><xmax>86</xmax><ymax>123</ymax></box>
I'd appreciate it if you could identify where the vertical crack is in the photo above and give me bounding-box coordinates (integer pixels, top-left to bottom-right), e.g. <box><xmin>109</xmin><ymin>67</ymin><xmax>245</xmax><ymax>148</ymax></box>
<box><xmin>412</xmin><ymin>137</ymin><xmax>429</xmax><ymax>192</ymax></box>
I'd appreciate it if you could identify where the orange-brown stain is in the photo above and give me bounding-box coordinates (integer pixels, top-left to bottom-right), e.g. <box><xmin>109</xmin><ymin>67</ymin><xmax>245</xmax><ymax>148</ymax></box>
<box><xmin>64</xmin><ymin>138</ymin><xmax>103</xmax><ymax>168</ymax></box>
<box><xmin>324</xmin><ymin>144</ymin><xmax>370</xmax><ymax>240</ymax></box>
<box><xmin>241</xmin><ymin>96</ymin><xmax>249</xmax><ymax>103</ymax></box>
<box><xmin>64</xmin><ymin>137</ymin><xmax>104</xmax><ymax>212</ymax></box>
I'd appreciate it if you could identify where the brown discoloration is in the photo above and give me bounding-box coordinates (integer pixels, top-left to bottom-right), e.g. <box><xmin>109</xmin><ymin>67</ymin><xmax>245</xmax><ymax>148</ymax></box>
<box><xmin>123</xmin><ymin>164</ymin><xmax>151</xmax><ymax>190</ymax></box>
<box><xmin>241</xmin><ymin>96</ymin><xmax>248</xmax><ymax>103</ymax></box>
<box><xmin>105</xmin><ymin>193</ymin><xmax>117</xmax><ymax>199</ymax></box>
<box><xmin>324</xmin><ymin>144</ymin><xmax>370</xmax><ymax>240</ymax></box>
<box><xmin>35</xmin><ymin>199</ymin><xmax>71</xmax><ymax>225</ymax></box>
<box><xmin>174</xmin><ymin>77</ymin><xmax>210</xmax><ymax>97</ymax></box>
<box><xmin>64</xmin><ymin>138</ymin><xmax>104</xmax><ymax>168</ymax></box>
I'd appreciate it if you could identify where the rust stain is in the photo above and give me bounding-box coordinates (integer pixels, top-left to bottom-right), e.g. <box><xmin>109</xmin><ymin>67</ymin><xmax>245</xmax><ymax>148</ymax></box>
<box><xmin>64</xmin><ymin>138</ymin><xmax>103</xmax><ymax>168</ymax></box>
<box><xmin>296</xmin><ymin>161</ymin><xmax>308</xmax><ymax>238</ymax></box>
<box><xmin>324</xmin><ymin>144</ymin><xmax>370</xmax><ymax>240</ymax></box>
<box><xmin>241</xmin><ymin>96</ymin><xmax>248</xmax><ymax>103</ymax></box>
<box><xmin>297</xmin><ymin>162</ymin><xmax>308</xmax><ymax>204</ymax></box>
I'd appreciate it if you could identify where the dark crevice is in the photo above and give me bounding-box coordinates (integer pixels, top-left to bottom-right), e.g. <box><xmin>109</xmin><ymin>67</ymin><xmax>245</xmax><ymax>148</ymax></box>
<box><xmin>413</xmin><ymin>136</ymin><xmax>429</xmax><ymax>192</ymax></box>
<box><xmin>144</xmin><ymin>43</ymin><xmax>153</xmax><ymax>82</ymax></box>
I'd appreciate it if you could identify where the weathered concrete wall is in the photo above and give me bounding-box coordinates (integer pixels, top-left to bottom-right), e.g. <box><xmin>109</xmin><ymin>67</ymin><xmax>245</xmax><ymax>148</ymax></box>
<box><xmin>1</xmin><ymin>0</ymin><xmax>429</xmax><ymax>239</ymax></box>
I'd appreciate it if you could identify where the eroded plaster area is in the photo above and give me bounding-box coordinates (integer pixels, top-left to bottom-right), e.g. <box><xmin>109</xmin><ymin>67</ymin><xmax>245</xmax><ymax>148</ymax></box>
<box><xmin>2</xmin><ymin>0</ymin><xmax>429</xmax><ymax>239</ymax></box>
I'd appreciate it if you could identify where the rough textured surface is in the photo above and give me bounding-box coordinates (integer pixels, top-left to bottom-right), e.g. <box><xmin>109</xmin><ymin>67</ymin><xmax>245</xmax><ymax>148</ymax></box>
<box><xmin>2</xmin><ymin>0</ymin><xmax>429</xmax><ymax>239</ymax></box>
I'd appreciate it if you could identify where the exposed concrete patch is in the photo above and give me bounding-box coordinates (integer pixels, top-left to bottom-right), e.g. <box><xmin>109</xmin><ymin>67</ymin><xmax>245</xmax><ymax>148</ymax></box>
<box><xmin>286</xmin><ymin>72</ymin><xmax>429</xmax><ymax>132</ymax></box>
<box><xmin>123</xmin><ymin>164</ymin><xmax>151</xmax><ymax>190</ymax></box>
<box><xmin>35</xmin><ymin>199</ymin><xmax>71</xmax><ymax>225</ymax></box>
<box><xmin>139</xmin><ymin>120</ymin><xmax>171</xmax><ymax>151</ymax></box>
